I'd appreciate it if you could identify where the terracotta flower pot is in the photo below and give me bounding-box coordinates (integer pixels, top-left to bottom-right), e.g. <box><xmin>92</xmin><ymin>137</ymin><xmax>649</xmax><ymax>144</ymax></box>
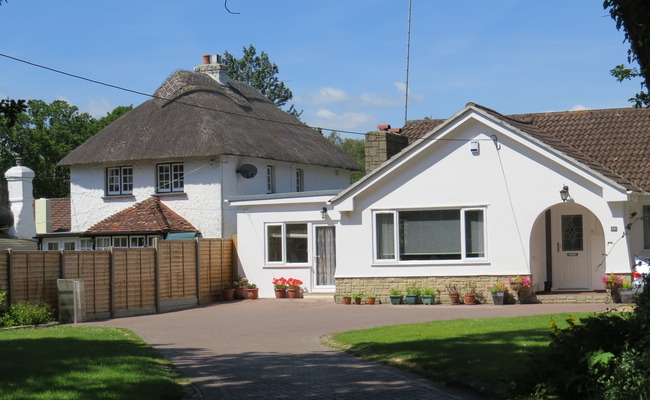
<box><xmin>235</xmin><ymin>286</ymin><xmax>246</xmax><ymax>299</ymax></box>
<box><xmin>366</xmin><ymin>297</ymin><xmax>376</xmax><ymax>305</ymax></box>
<box><xmin>342</xmin><ymin>296</ymin><xmax>352</xmax><ymax>305</ymax></box>
<box><xmin>464</xmin><ymin>294</ymin><xmax>477</xmax><ymax>305</ymax></box>
<box><xmin>275</xmin><ymin>289</ymin><xmax>287</xmax><ymax>298</ymax></box>
<box><xmin>449</xmin><ymin>293</ymin><xmax>461</xmax><ymax>304</ymax></box>
<box><xmin>221</xmin><ymin>288</ymin><xmax>235</xmax><ymax>301</ymax></box>
<box><xmin>246</xmin><ymin>288</ymin><xmax>259</xmax><ymax>300</ymax></box>
<box><xmin>354</xmin><ymin>297</ymin><xmax>362</xmax><ymax>305</ymax></box>
<box><xmin>287</xmin><ymin>288</ymin><xmax>300</xmax><ymax>298</ymax></box>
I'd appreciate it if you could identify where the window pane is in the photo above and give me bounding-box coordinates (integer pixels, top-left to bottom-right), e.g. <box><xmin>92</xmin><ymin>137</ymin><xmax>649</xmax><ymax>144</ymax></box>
<box><xmin>47</xmin><ymin>242</ymin><xmax>59</xmax><ymax>251</ymax></box>
<box><xmin>376</xmin><ymin>213</ymin><xmax>395</xmax><ymax>260</ymax></box>
<box><xmin>465</xmin><ymin>210</ymin><xmax>485</xmax><ymax>258</ymax></box>
<box><xmin>80</xmin><ymin>239</ymin><xmax>93</xmax><ymax>250</ymax></box>
<box><xmin>122</xmin><ymin>167</ymin><xmax>133</xmax><ymax>194</ymax></box>
<box><xmin>267</xmin><ymin>225</ymin><xmax>282</xmax><ymax>262</ymax></box>
<box><xmin>107</xmin><ymin>168</ymin><xmax>120</xmax><ymax>194</ymax></box>
<box><xmin>286</xmin><ymin>224</ymin><xmax>308</xmax><ymax>263</ymax></box>
<box><xmin>643</xmin><ymin>206</ymin><xmax>650</xmax><ymax>250</ymax></box>
<box><xmin>113</xmin><ymin>237</ymin><xmax>128</xmax><ymax>247</ymax></box>
<box><xmin>399</xmin><ymin>210</ymin><xmax>461</xmax><ymax>260</ymax></box>
<box><xmin>158</xmin><ymin>165</ymin><xmax>171</xmax><ymax>191</ymax></box>
<box><xmin>64</xmin><ymin>242</ymin><xmax>76</xmax><ymax>250</ymax></box>
<box><xmin>130</xmin><ymin>237</ymin><xmax>145</xmax><ymax>247</ymax></box>
<box><xmin>96</xmin><ymin>237</ymin><xmax>111</xmax><ymax>249</ymax></box>
<box><xmin>172</xmin><ymin>164</ymin><xmax>184</xmax><ymax>191</ymax></box>
<box><xmin>561</xmin><ymin>214</ymin><xmax>583</xmax><ymax>251</ymax></box>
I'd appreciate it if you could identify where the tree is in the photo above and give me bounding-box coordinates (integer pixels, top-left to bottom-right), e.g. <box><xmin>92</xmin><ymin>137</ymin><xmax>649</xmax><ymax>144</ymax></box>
<box><xmin>223</xmin><ymin>45</ymin><xmax>303</xmax><ymax>117</ymax></box>
<box><xmin>0</xmin><ymin>99</ymin><xmax>26</xmax><ymax>127</ymax></box>
<box><xmin>604</xmin><ymin>0</ymin><xmax>650</xmax><ymax>107</ymax></box>
<box><xmin>326</xmin><ymin>131</ymin><xmax>365</xmax><ymax>183</ymax></box>
<box><xmin>0</xmin><ymin>100</ymin><xmax>130</xmax><ymax>198</ymax></box>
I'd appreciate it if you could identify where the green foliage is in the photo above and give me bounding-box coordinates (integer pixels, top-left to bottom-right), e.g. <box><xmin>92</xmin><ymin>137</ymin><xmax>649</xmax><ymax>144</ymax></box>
<box><xmin>223</xmin><ymin>45</ymin><xmax>302</xmax><ymax>117</ymax></box>
<box><xmin>1</xmin><ymin>301</ymin><xmax>53</xmax><ymax>327</ymax></box>
<box><xmin>0</xmin><ymin>98</ymin><xmax>26</xmax><ymax>127</ymax></box>
<box><xmin>421</xmin><ymin>287</ymin><xmax>435</xmax><ymax>296</ymax></box>
<box><xmin>389</xmin><ymin>288</ymin><xmax>402</xmax><ymax>296</ymax></box>
<box><xmin>405</xmin><ymin>286</ymin><xmax>421</xmax><ymax>295</ymax></box>
<box><xmin>0</xmin><ymin>100</ymin><xmax>131</xmax><ymax>198</ymax></box>
<box><xmin>352</xmin><ymin>293</ymin><xmax>364</xmax><ymax>299</ymax></box>
<box><xmin>326</xmin><ymin>131</ymin><xmax>365</xmax><ymax>182</ymax></box>
<box><xmin>604</xmin><ymin>0</ymin><xmax>650</xmax><ymax>107</ymax></box>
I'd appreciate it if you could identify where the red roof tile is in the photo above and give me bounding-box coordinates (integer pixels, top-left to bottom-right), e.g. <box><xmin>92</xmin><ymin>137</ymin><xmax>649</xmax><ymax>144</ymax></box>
<box><xmin>87</xmin><ymin>196</ymin><xmax>197</xmax><ymax>234</ymax></box>
<box><xmin>400</xmin><ymin>104</ymin><xmax>650</xmax><ymax>192</ymax></box>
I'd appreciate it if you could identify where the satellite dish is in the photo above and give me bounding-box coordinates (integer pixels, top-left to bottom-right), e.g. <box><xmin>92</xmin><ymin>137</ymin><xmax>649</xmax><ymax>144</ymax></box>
<box><xmin>237</xmin><ymin>164</ymin><xmax>257</xmax><ymax>179</ymax></box>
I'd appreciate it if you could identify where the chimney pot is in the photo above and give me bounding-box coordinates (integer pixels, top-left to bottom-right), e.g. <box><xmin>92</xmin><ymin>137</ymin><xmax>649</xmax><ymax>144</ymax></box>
<box><xmin>202</xmin><ymin>54</ymin><xmax>211</xmax><ymax>65</ymax></box>
<box><xmin>377</xmin><ymin>124</ymin><xmax>391</xmax><ymax>131</ymax></box>
<box><xmin>388</xmin><ymin>128</ymin><xmax>402</xmax><ymax>133</ymax></box>
<box><xmin>15</xmin><ymin>157</ymin><xmax>22</xmax><ymax>166</ymax></box>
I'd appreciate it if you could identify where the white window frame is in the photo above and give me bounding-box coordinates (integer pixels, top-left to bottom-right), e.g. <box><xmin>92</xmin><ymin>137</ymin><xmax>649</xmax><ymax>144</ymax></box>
<box><xmin>130</xmin><ymin>236</ymin><xmax>146</xmax><ymax>248</ymax></box>
<box><xmin>106</xmin><ymin>166</ymin><xmax>133</xmax><ymax>196</ymax></box>
<box><xmin>79</xmin><ymin>238</ymin><xmax>93</xmax><ymax>250</ymax></box>
<box><xmin>372</xmin><ymin>207</ymin><xmax>487</xmax><ymax>264</ymax></box>
<box><xmin>112</xmin><ymin>236</ymin><xmax>129</xmax><ymax>248</ymax></box>
<box><xmin>157</xmin><ymin>162</ymin><xmax>184</xmax><ymax>193</ymax></box>
<box><xmin>266</xmin><ymin>165</ymin><xmax>275</xmax><ymax>194</ymax></box>
<box><xmin>265</xmin><ymin>223</ymin><xmax>310</xmax><ymax>266</ymax></box>
<box><xmin>96</xmin><ymin>237</ymin><xmax>111</xmax><ymax>249</ymax></box>
<box><xmin>47</xmin><ymin>242</ymin><xmax>59</xmax><ymax>251</ymax></box>
<box><xmin>63</xmin><ymin>242</ymin><xmax>76</xmax><ymax>250</ymax></box>
<box><xmin>295</xmin><ymin>168</ymin><xmax>304</xmax><ymax>192</ymax></box>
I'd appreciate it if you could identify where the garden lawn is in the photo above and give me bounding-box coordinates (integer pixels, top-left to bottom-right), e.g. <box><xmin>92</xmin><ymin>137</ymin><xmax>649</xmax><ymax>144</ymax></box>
<box><xmin>0</xmin><ymin>325</ymin><xmax>186</xmax><ymax>400</ymax></box>
<box><xmin>326</xmin><ymin>312</ymin><xmax>599</xmax><ymax>391</ymax></box>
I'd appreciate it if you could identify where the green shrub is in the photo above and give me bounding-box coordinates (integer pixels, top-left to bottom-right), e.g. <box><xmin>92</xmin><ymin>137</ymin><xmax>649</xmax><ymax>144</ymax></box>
<box><xmin>1</xmin><ymin>301</ymin><xmax>53</xmax><ymax>327</ymax></box>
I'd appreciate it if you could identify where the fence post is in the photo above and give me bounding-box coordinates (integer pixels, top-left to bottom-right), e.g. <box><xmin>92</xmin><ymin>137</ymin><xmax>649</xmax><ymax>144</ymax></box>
<box><xmin>60</xmin><ymin>249</ymin><xmax>66</xmax><ymax>279</ymax></box>
<box><xmin>195</xmin><ymin>238</ymin><xmax>201</xmax><ymax>305</ymax></box>
<box><xmin>7</xmin><ymin>249</ymin><xmax>13</xmax><ymax>304</ymax></box>
<box><xmin>154</xmin><ymin>238</ymin><xmax>160</xmax><ymax>313</ymax></box>
<box><xmin>109</xmin><ymin>247</ymin><xmax>115</xmax><ymax>319</ymax></box>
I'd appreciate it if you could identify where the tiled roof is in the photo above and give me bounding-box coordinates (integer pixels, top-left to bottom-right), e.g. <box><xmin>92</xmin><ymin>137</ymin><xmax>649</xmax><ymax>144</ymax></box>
<box><xmin>49</xmin><ymin>198</ymin><xmax>71</xmax><ymax>232</ymax></box>
<box><xmin>400</xmin><ymin>103</ymin><xmax>650</xmax><ymax>192</ymax></box>
<box><xmin>87</xmin><ymin>196</ymin><xmax>197</xmax><ymax>234</ymax></box>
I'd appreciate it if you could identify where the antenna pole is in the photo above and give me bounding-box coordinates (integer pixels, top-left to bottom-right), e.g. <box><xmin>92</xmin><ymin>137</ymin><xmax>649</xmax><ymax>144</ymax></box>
<box><xmin>404</xmin><ymin>0</ymin><xmax>412</xmax><ymax>125</ymax></box>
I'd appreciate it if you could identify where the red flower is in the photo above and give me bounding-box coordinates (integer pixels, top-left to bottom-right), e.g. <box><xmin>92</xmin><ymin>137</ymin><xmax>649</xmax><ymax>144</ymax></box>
<box><xmin>272</xmin><ymin>277</ymin><xmax>288</xmax><ymax>290</ymax></box>
<box><xmin>286</xmin><ymin>278</ymin><xmax>303</xmax><ymax>289</ymax></box>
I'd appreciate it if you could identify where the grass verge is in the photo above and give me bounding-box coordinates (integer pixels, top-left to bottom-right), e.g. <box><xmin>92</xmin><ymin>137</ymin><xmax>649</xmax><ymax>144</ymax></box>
<box><xmin>324</xmin><ymin>312</ymin><xmax>598</xmax><ymax>395</ymax></box>
<box><xmin>0</xmin><ymin>325</ymin><xmax>187</xmax><ymax>400</ymax></box>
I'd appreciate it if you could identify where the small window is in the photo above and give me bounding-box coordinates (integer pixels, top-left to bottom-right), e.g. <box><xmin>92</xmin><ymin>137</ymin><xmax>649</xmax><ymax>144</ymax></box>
<box><xmin>113</xmin><ymin>237</ymin><xmax>128</xmax><ymax>248</ymax></box>
<box><xmin>295</xmin><ymin>169</ymin><xmax>304</xmax><ymax>192</ymax></box>
<box><xmin>266</xmin><ymin>165</ymin><xmax>275</xmax><ymax>194</ymax></box>
<box><xmin>130</xmin><ymin>236</ymin><xmax>146</xmax><ymax>248</ymax></box>
<box><xmin>64</xmin><ymin>242</ymin><xmax>76</xmax><ymax>250</ymax></box>
<box><xmin>96</xmin><ymin>237</ymin><xmax>111</xmax><ymax>249</ymax></box>
<box><xmin>643</xmin><ymin>206</ymin><xmax>650</xmax><ymax>250</ymax></box>
<box><xmin>80</xmin><ymin>238</ymin><xmax>93</xmax><ymax>250</ymax></box>
<box><xmin>106</xmin><ymin>166</ymin><xmax>133</xmax><ymax>195</ymax></box>
<box><xmin>157</xmin><ymin>163</ymin><xmax>184</xmax><ymax>193</ymax></box>
<box><xmin>47</xmin><ymin>242</ymin><xmax>59</xmax><ymax>251</ymax></box>
<box><xmin>266</xmin><ymin>223</ymin><xmax>308</xmax><ymax>264</ymax></box>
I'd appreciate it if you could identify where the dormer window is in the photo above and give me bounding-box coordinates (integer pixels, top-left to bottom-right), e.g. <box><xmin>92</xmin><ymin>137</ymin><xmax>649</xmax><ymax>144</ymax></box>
<box><xmin>106</xmin><ymin>166</ymin><xmax>133</xmax><ymax>195</ymax></box>
<box><xmin>157</xmin><ymin>163</ymin><xmax>184</xmax><ymax>193</ymax></box>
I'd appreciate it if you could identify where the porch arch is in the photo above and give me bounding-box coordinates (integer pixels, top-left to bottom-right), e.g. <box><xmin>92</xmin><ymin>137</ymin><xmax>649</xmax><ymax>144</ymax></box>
<box><xmin>529</xmin><ymin>203</ymin><xmax>606</xmax><ymax>291</ymax></box>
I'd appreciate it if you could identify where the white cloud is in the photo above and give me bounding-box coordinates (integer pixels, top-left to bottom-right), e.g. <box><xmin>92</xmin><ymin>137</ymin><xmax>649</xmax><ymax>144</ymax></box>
<box><xmin>309</xmin><ymin>108</ymin><xmax>376</xmax><ymax>131</ymax></box>
<box><xmin>569</xmin><ymin>104</ymin><xmax>589</xmax><ymax>111</ymax></box>
<box><xmin>85</xmin><ymin>97</ymin><xmax>114</xmax><ymax>118</ymax></box>
<box><xmin>359</xmin><ymin>93</ymin><xmax>401</xmax><ymax>107</ymax></box>
<box><xmin>309</xmin><ymin>87</ymin><xmax>350</xmax><ymax>105</ymax></box>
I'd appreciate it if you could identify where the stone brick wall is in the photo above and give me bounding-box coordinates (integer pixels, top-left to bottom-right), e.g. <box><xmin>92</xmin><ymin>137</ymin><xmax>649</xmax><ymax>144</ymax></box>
<box><xmin>335</xmin><ymin>276</ymin><xmax>534</xmax><ymax>304</ymax></box>
<box><xmin>364</xmin><ymin>130</ymin><xmax>409</xmax><ymax>173</ymax></box>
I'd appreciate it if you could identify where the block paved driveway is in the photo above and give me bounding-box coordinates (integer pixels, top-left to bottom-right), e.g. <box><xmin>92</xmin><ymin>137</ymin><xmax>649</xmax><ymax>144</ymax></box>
<box><xmin>89</xmin><ymin>299</ymin><xmax>608</xmax><ymax>399</ymax></box>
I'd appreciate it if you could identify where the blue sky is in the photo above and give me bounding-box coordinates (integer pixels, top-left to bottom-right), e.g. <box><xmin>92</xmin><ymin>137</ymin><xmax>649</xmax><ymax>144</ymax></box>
<box><xmin>0</xmin><ymin>0</ymin><xmax>642</xmax><ymax>137</ymax></box>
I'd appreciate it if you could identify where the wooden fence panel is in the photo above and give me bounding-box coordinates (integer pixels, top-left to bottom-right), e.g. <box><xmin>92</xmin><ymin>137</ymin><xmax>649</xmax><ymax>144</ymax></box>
<box><xmin>63</xmin><ymin>251</ymin><xmax>111</xmax><ymax>318</ymax></box>
<box><xmin>10</xmin><ymin>251</ymin><xmax>60</xmax><ymax>306</ymax></box>
<box><xmin>199</xmin><ymin>239</ymin><xmax>233</xmax><ymax>302</ymax></box>
<box><xmin>0</xmin><ymin>251</ymin><xmax>8</xmax><ymax>292</ymax></box>
<box><xmin>112</xmin><ymin>248</ymin><xmax>156</xmax><ymax>317</ymax></box>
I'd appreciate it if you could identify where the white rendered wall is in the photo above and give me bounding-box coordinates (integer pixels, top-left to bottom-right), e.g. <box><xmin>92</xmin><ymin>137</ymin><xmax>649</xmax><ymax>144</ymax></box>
<box><xmin>69</xmin><ymin>155</ymin><xmax>350</xmax><ymax>239</ymax></box>
<box><xmin>333</xmin><ymin>114</ymin><xmax>630</xmax><ymax>291</ymax></box>
<box><xmin>5</xmin><ymin>164</ymin><xmax>35</xmax><ymax>239</ymax></box>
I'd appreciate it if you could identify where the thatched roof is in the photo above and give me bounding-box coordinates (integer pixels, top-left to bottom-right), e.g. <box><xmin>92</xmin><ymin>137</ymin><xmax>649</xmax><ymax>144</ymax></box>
<box><xmin>59</xmin><ymin>70</ymin><xmax>360</xmax><ymax>170</ymax></box>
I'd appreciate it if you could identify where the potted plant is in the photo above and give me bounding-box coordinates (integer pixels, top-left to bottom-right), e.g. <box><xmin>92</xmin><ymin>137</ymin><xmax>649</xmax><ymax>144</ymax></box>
<box><xmin>405</xmin><ymin>286</ymin><xmax>421</xmax><ymax>305</ymax></box>
<box><xmin>246</xmin><ymin>283</ymin><xmax>259</xmax><ymax>300</ymax></box>
<box><xmin>463</xmin><ymin>281</ymin><xmax>478</xmax><ymax>305</ymax></box>
<box><xmin>389</xmin><ymin>288</ymin><xmax>403</xmax><ymax>305</ymax></box>
<box><xmin>617</xmin><ymin>280</ymin><xmax>635</xmax><ymax>303</ymax></box>
<box><xmin>601</xmin><ymin>273</ymin><xmax>623</xmax><ymax>291</ymax></box>
<box><xmin>508</xmin><ymin>275</ymin><xmax>532</xmax><ymax>303</ymax></box>
<box><xmin>221</xmin><ymin>284</ymin><xmax>235</xmax><ymax>301</ymax></box>
<box><xmin>420</xmin><ymin>287</ymin><xmax>435</xmax><ymax>305</ymax></box>
<box><xmin>286</xmin><ymin>278</ymin><xmax>303</xmax><ymax>299</ymax></box>
<box><xmin>234</xmin><ymin>276</ymin><xmax>248</xmax><ymax>299</ymax></box>
<box><xmin>486</xmin><ymin>282</ymin><xmax>508</xmax><ymax>305</ymax></box>
<box><xmin>352</xmin><ymin>293</ymin><xmax>364</xmax><ymax>305</ymax></box>
<box><xmin>445</xmin><ymin>283</ymin><xmax>461</xmax><ymax>304</ymax></box>
<box><xmin>366</xmin><ymin>293</ymin><xmax>377</xmax><ymax>305</ymax></box>
<box><xmin>341</xmin><ymin>294</ymin><xmax>352</xmax><ymax>305</ymax></box>
<box><xmin>272</xmin><ymin>277</ymin><xmax>288</xmax><ymax>298</ymax></box>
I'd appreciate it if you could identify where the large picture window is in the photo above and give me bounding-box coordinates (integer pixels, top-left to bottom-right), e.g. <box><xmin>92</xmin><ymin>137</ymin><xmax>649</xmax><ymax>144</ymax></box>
<box><xmin>106</xmin><ymin>166</ymin><xmax>133</xmax><ymax>195</ymax></box>
<box><xmin>374</xmin><ymin>208</ymin><xmax>486</xmax><ymax>262</ymax></box>
<box><xmin>157</xmin><ymin>163</ymin><xmax>184</xmax><ymax>193</ymax></box>
<box><xmin>266</xmin><ymin>223</ymin><xmax>308</xmax><ymax>264</ymax></box>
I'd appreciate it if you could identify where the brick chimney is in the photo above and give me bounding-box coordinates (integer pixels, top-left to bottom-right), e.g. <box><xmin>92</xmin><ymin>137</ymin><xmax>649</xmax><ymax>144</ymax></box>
<box><xmin>364</xmin><ymin>125</ymin><xmax>408</xmax><ymax>173</ymax></box>
<box><xmin>194</xmin><ymin>54</ymin><xmax>229</xmax><ymax>85</ymax></box>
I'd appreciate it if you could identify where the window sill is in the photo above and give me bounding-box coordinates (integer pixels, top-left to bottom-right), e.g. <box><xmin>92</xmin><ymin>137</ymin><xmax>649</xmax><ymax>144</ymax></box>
<box><xmin>152</xmin><ymin>192</ymin><xmax>187</xmax><ymax>199</ymax></box>
<box><xmin>102</xmin><ymin>195</ymin><xmax>135</xmax><ymax>201</ymax></box>
<box><xmin>371</xmin><ymin>260</ymin><xmax>490</xmax><ymax>267</ymax></box>
<box><xmin>263</xmin><ymin>264</ymin><xmax>311</xmax><ymax>269</ymax></box>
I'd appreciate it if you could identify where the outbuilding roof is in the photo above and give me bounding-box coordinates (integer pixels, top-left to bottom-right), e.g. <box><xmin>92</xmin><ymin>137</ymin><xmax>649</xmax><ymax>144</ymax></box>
<box><xmin>401</xmin><ymin>103</ymin><xmax>650</xmax><ymax>192</ymax></box>
<box><xmin>59</xmin><ymin>70</ymin><xmax>359</xmax><ymax>171</ymax></box>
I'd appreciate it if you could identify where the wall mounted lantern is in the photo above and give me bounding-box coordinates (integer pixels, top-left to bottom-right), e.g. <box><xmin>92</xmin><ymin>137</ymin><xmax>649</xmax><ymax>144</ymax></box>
<box><xmin>560</xmin><ymin>185</ymin><xmax>569</xmax><ymax>202</ymax></box>
<box><xmin>321</xmin><ymin>207</ymin><xmax>328</xmax><ymax>219</ymax></box>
